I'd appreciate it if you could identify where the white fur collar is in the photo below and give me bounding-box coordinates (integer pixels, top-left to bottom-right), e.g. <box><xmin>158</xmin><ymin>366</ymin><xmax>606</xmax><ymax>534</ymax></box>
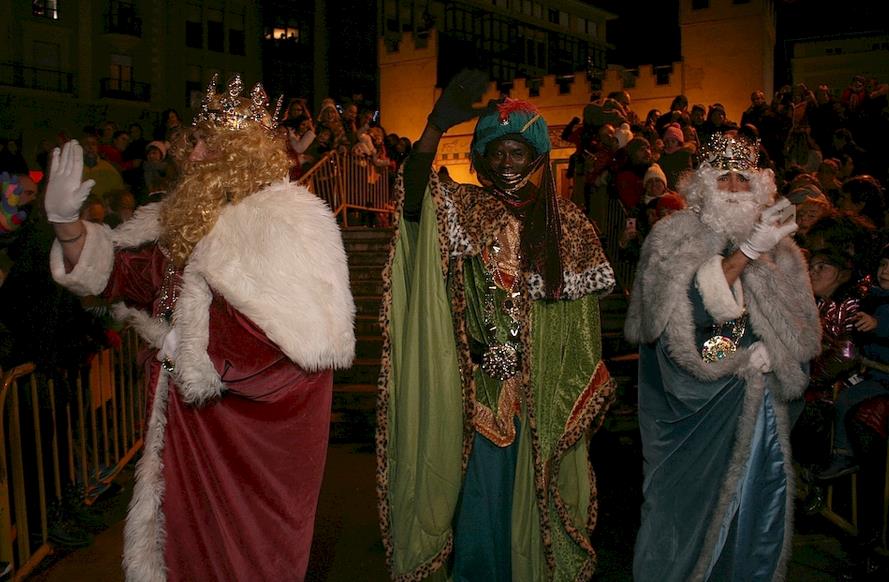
<box><xmin>87</xmin><ymin>182</ymin><xmax>355</xmax><ymax>404</ymax></box>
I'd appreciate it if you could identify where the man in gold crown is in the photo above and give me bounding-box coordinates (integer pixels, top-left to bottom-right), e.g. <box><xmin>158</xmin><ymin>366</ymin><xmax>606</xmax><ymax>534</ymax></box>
<box><xmin>626</xmin><ymin>132</ymin><xmax>821</xmax><ymax>580</ymax></box>
<box><xmin>44</xmin><ymin>75</ymin><xmax>355</xmax><ymax>581</ymax></box>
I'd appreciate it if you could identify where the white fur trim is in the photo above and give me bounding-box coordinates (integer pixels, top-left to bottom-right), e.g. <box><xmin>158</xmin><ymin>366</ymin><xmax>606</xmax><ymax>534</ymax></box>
<box><xmin>123</xmin><ymin>371</ymin><xmax>170</xmax><ymax>582</ymax></box>
<box><xmin>189</xmin><ymin>181</ymin><xmax>355</xmax><ymax>371</ymax></box>
<box><xmin>171</xmin><ymin>267</ymin><xmax>224</xmax><ymax>405</ymax></box>
<box><xmin>49</xmin><ymin>221</ymin><xmax>115</xmax><ymax>296</ymax></box>
<box><xmin>112</xmin><ymin>203</ymin><xmax>163</xmax><ymax>249</ymax></box>
<box><xmin>694</xmin><ymin>255</ymin><xmax>745</xmax><ymax>323</ymax></box>
<box><xmin>111</xmin><ymin>303</ymin><xmax>170</xmax><ymax>349</ymax></box>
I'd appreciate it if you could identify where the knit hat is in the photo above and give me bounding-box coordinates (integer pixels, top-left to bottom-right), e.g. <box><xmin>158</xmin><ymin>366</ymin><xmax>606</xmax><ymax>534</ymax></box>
<box><xmin>662</xmin><ymin>123</ymin><xmax>684</xmax><ymax>145</ymax></box>
<box><xmin>643</xmin><ymin>164</ymin><xmax>667</xmax><ymax>188</ymax></box>
<box><xmin>471</xmin><ymin>98</ymin><xmax>550</xmax><ymax>159</ymax></box>
<box><xmin>615</xmin><ymin>123</ymin><xmax>633</xmax><ymax>149</ymax></box>
<box><xmin>146</xmin><ymin>140</ymin><xmax>167</xmax><ymax>158</ymax></box>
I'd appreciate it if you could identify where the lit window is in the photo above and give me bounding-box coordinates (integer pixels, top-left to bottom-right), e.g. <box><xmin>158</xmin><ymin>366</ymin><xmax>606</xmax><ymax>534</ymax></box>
<box><xmin>32</xmin><ymin>0</ymin><xmax>60</xmax><ymax>20</ymax></box>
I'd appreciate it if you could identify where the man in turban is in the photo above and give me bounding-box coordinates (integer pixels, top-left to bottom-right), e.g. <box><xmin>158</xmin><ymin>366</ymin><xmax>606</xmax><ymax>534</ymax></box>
<box><xmin>626</xmin><ymin>132</ymin><xmax>821</xmax><ymax>580</ymax></box>
<box><xmin>376</xmin><ymin>70</ymin><xmax>616</xmax><ymax>580</ymax></box>
<box><xmin>43</xmin><ymin>75</ymin><xmax>355</xmax><ymax>581</ymax></box>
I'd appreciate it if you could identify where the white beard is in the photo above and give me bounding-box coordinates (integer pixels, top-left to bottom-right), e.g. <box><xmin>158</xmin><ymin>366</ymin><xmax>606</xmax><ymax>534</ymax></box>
<box><xmin>698</xmin><ymin>186</ymin><xmax>763</xmax><ymax>244</ymax></box>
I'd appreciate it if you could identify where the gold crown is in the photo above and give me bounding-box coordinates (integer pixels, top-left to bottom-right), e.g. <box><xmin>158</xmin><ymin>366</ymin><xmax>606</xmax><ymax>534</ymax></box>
<box><xmin>194</xmin><ymin>74</ymin><xmax>283</xmax><ymax>131</ymax></box>
<box><xmin>698</xmin><ymin>133</ymin><xmax>759</xmax><ymax>171</ymax></box>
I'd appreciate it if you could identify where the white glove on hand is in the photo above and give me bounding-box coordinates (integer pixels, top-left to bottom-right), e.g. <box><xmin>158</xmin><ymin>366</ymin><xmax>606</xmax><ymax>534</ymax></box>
<box><xmin>747</xmin><ymin>341</ymin><xmax>772</xmax><ymax>373</ymax></box>
<box><xmin>45</xmin><ymin>140</ymin><xmax>95</xmax><ymax>223</ymax></box>
<box><xmin>156</xmin><ymin>327</ymin><xmax>179</xmax><ymax>364</ymax></box>
<box><xmin>738</xmin><ymin>198</ymin><xmax>799</xmax><ymax>260</ymax></box>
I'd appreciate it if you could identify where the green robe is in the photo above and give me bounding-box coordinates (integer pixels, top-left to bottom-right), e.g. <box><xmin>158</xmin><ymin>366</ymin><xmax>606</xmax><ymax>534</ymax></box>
<box><xmin>376</xmin><ymin>174</ymin><xmax>616</xmax><ymax>581</ymax></box>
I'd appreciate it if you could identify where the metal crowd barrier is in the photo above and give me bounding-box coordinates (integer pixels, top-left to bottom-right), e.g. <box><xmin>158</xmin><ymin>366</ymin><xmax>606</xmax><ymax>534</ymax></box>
<box><xmin>299</xmin><ymin>152</ymin><xmax>394</xmax><ymax>227</ymax></box>
<box><xmin>0</xmin><ymin>327</ymin><xmax>145</xmax><ymax>580</ymax></box>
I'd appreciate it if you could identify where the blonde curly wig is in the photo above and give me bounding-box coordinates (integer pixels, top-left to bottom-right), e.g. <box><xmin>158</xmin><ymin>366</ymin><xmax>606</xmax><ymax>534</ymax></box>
<box><xmin>160</xmin><ymin>121</ymin><xmax>290</xmax><ymax>265</ymax></box>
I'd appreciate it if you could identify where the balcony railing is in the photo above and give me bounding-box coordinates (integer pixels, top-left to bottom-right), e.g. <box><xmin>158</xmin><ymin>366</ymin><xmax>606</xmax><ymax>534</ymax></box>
<box><xmin>0</xmin><ymin>62</ymin><xmax>75</xmax><ymax>93</ymax></box>
<box><xmin>99</xmin><ymin>78</ymin><xmax>151</xmax><ymax>101</ymax></box>
<box><xmin>105</xmin><ymin>12</ymin><xmax>142</xmax><ymax>37</ymax></box>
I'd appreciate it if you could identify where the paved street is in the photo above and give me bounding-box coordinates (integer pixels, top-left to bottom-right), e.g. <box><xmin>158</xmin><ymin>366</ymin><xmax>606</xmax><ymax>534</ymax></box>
<box><xmin>29</xmin><ymin>430</ymin><xmax>880</xmax><ymax>581</ymax></box>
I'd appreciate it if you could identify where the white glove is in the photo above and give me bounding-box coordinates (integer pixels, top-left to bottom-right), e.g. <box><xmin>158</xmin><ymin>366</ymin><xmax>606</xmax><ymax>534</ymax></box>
<box><xmin>748</xmin><ymin>341</ymin><xmax>772</xmax><ymax>373</ymax></box>
<box><xmin>156</xmin><ymin>327</ymin><xmax>179</xmax><ymax>363</ymax></box>
<box><xmin>738</xmin><ymin>198</ymin><xmax>799</xmax><ymax>260</ymax></box>
<box><xmin>45</xmin><ymin>140</ymin><xmax>95</xmax><ymax>223</ymax></box>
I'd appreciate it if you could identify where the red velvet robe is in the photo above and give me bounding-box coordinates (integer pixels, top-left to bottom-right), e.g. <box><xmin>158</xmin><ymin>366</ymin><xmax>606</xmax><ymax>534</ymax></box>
<box><xmin>107</xmin><ymin>245</ymin><xmax>332</xmax><ymax>581</ymax></box>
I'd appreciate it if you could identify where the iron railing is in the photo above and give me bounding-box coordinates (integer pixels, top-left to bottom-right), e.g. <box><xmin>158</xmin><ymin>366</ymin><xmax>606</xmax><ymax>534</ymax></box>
<box><xmin>0</xmin><ymin>63</ymin><xmax>75</xmax><ymax>94</ymax></box>
<box><xmin>299</xmin><ymin>152</ymin><xmax>394</xmax><ymax>227</ymax></box>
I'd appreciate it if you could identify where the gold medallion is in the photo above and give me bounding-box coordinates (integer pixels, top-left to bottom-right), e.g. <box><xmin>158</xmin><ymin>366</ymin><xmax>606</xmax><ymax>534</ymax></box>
<box><xmin>701</xmin><ymin>335</ymin><xmax>737</xmax><ymax>363</ymax></box>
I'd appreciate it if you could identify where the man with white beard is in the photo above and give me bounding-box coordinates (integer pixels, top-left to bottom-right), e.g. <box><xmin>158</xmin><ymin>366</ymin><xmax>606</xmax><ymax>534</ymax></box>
<box><xmin>625</xmin><ymin>133</ymin><xmax>822</xmax><ymax>581</ymax></box>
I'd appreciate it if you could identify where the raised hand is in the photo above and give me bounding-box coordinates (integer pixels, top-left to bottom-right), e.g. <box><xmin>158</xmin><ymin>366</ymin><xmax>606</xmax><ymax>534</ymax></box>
<box><xmin>739</xmin><ymin>198</ymin><xmax>799</xmax><ymax>260</ymax></box>
<box><xmin>427</xmin><ymin>69</ymin><xmax>490</xmax><ymax>133</ymax></box>
<box><xmin>45</xmin><ymin>140</ymin><xmax>95</xmax><ymax>223</ymax></box>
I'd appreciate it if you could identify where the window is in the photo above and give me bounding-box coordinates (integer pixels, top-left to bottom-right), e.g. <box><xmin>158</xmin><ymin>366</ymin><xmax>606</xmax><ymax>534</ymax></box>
<box><xmin>229</xmin><ymin>29</ymin><xmax>245</xmax><ymax>55</ymax></box>
<box><xmin>692</xmin><ymin>0</ymin><xmax>710</xmax><ymax>9</ymax></box>
<box><xmin>110</xmin><ymin>54</ymin><xmax>134</xmax><ymax>91</ymax></box>
<box><xmin>32</xmin><ymin>0</ymin><xmax>60</xmax><ymax>20</ymax></box>
<box><xmin>186</xmin><ymin>21</ymin><xmax>202</xmax><ymax>48</ymax></box>
<box><xmin>208</xmin><ymin>21</ymin><xmax>224</xmax><ymax>52</ymax></box>
<box><xmin>548</xmin><ymin>9</ymin><xmax>558</xmax><ymax>24</ymax></box>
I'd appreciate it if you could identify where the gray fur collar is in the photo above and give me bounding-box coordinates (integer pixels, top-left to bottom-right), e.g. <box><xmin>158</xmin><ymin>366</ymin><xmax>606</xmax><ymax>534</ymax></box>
<box><xmin>625</xmin><ymin>210</ymin><xmax>821</xmax><ymax>401</ymax></box>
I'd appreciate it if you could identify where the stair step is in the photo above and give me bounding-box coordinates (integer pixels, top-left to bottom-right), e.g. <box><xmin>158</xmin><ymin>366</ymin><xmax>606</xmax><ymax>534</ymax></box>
<box><xmin>334</xmin><ymin>358</ymin><xmax>381</xmax><ymax>385</ymax></box>
<box><xmin>329</xmin><ymin>381</ymin><xmax>378</xmax><ymax>443</ymax></box>
<box><xmin>344</xmin><ymin>238</ymin><xmax>392</xmax><ymax>253</ymax></box>
<box><xmin>348</xmin><ymin>253</ymin><xmax>388</xmax><ymax>267</ymax></box>
<box><xmin>355</xmin><ymin>335</ymin><xmax>383</xmax><ymax>359</ymax></box>
<box><xmin>351</xmin><ymin>279</ymin><xmax>384</xmax><ymax>296</ymax></box>
<box><xmin>355</xmin><ymin>315</ymin><xmax>382</xmax><ymax>336</ymax></box>
<box><xmin>341</xmin><ymin>227</ymin><xmax>395</xmax><ymax>239</ymax></box>
<box><xmin>350</xmin><ymin>265</ymin><xmax>385</xmax><ymax>281</ymax></box>
<box><xmin>354</xmin><ymin>295</ymin><xmax>383</xmax><ymax>316</ymax></box>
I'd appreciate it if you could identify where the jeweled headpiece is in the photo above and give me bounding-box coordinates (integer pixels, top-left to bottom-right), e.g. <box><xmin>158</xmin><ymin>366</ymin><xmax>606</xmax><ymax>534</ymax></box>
<box><xmin>698</xmin><ymin>132</ymin><xmax>758</xmax><ymax>172</ymax></box>
<box><xmin>471</xmin><ymin>97</ymin><xmax>551</xmax><ymax>158</ymax></box>
<box><xmin>194</xmin><ymin>74</ymin><xmax>283</xmax><ymax>132</ymax></box>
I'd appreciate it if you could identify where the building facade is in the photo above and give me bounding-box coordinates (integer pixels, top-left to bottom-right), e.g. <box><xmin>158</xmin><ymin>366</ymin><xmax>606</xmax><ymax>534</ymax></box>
<box><xmin>0</xmin><ymin>0</ymin><xmax>262</xmax><ymax>168</ymax></box>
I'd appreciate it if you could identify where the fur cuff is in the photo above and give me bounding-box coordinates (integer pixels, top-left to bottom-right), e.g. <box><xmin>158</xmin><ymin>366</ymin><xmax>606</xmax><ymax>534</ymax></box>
<box><xmin>112</xmin><ymin>203</ymin><xmax>162</xmax><ymax>249</ymax></box>
<box><xmin>111</xmin><ymin>303</ymin><xmax>170</xmax><ymax>349</ymax></box>
<box><xmin>49</xmin><ymin>221</ymin><xmax>115</xmax><ymax>296</ymax></box>
<box><xmin>695</xmin><ymin>255</ymin><xmax>744</xmax><ymax>323</ymax></box>
<box><xmin>172</xmin><ymin>267</ymin><xmax>224</xmax><ymax>405</ymax></box>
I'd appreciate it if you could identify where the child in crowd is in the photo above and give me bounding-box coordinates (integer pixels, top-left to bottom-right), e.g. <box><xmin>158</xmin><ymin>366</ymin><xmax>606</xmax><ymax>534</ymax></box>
<box><xmin>821</xmin><ymin>244</ymin><xmax>889</xmax><ymax>479</ymax></box>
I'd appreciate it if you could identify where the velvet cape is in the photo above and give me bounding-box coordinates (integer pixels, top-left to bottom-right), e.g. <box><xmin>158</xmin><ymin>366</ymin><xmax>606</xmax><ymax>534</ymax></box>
<box><xmin>50</xmin><ymin>182</ymin><xmax>356</xmax><ymax>581</ymax></box>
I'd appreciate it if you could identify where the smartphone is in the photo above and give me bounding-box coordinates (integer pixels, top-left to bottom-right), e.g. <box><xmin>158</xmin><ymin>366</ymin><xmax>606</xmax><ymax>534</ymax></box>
<box><xmin>777</xmin><ymin>202</ymin><xmax>796</xmax><ymax>225</ymax></box>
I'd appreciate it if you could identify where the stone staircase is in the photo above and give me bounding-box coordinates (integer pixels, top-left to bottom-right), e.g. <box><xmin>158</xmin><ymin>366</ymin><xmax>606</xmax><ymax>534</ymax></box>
<box><xmin>331</xmin><ymin>228</ymin><xmax>392</xmax><ymax>442</ymax></box>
